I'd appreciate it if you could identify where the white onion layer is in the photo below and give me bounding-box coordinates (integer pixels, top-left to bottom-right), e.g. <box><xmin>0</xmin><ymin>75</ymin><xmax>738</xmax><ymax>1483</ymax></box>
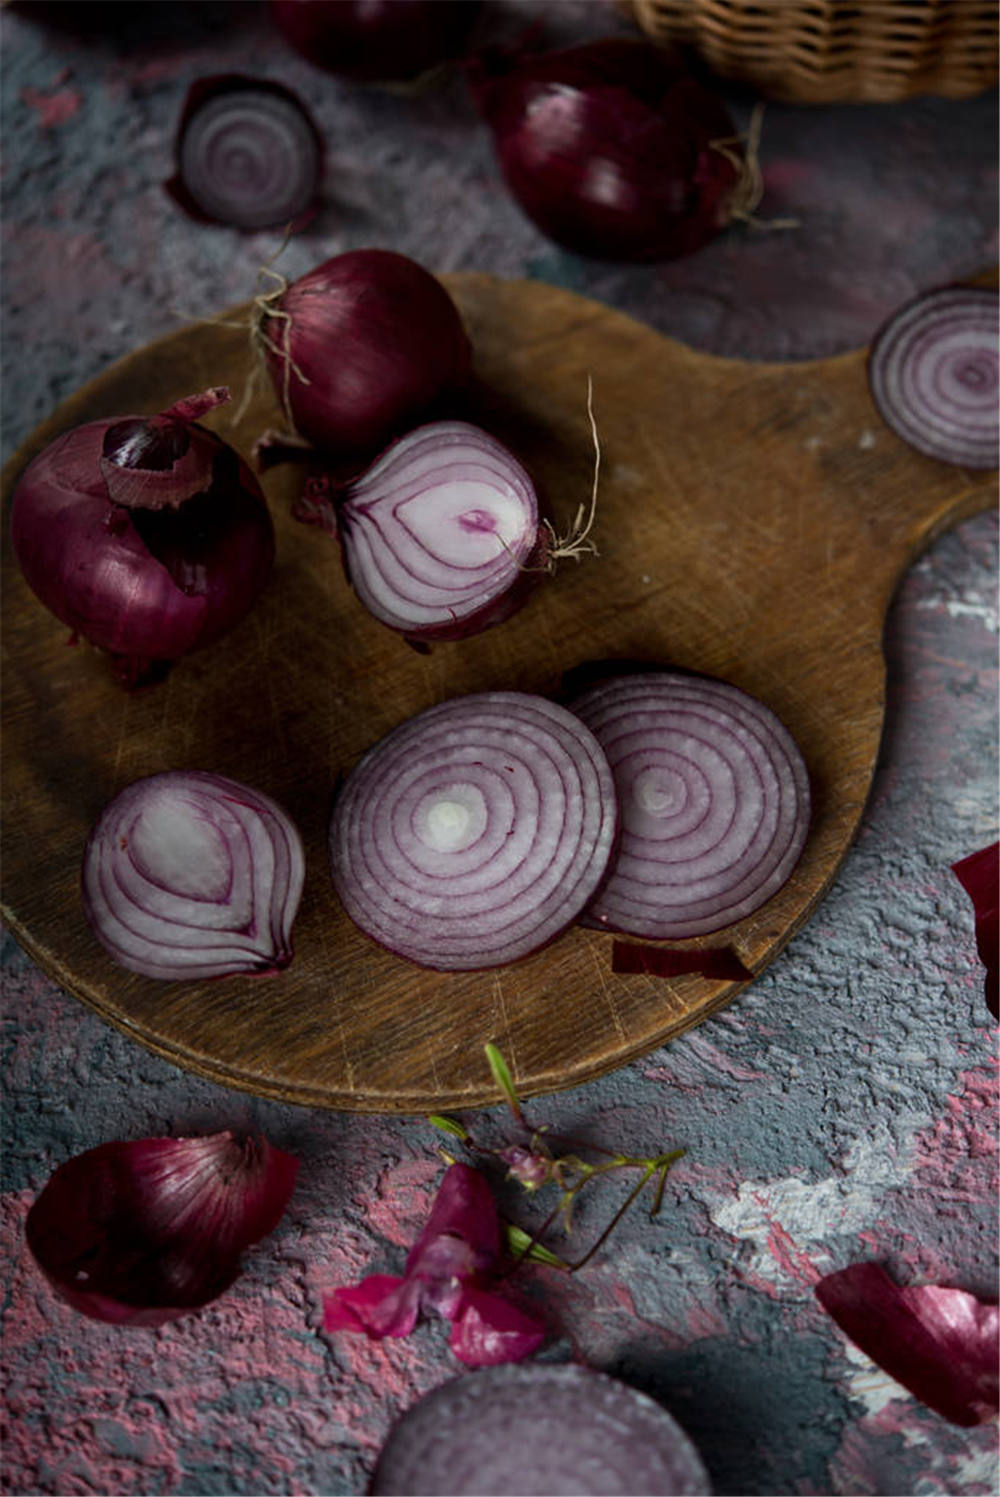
<box><xmin>569</xmin><ymin>672</ymin><xmax>810</xmax><ymax>939</ymax></box>
<box><xmin>329</xmin><ymin>692</ymin><xmax>617</xmax><ymax>970</ymax></box>
<box><xmin>82</xmin><ymin>772</ymin><xmax>305</xmax><ymax>980</ymax></box>
<box><xmin>337</xmin><ymin>422</ymin><xmax>541</xmax><ymax>637</ymax></box>
<box><xmin>868</xmin><ymin>286</ymin><xmax>999</xmax><ymax>470</ymax></box>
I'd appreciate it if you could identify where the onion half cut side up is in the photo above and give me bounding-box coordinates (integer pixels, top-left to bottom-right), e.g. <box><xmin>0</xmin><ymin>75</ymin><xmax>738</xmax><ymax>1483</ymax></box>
<box><xmin>370</xmin><ymin>1362</ymin><xmax>712</xmax><ymax>1496</ymax></box>
<box><xmin>329</xmin><ymin>692</ymin><xmax>617</xmax><ymax>970</ymax></box>
<box><xmin>568</xmin><ymin>672</ymin><xmax>811</xmax><ymax>939</ymax></box>
<box><xmin>82</xmin><ymin>771</ymin><xmax>306</xmax><ymax>980</ymax></box>
<box><xmin>302</xmin><ymin>421</ymin><xmax>544</xmax><ymax>641</ymax></box>
<box><xmin>868</xmin><ymin>286</ymin><xmax>999</xmax><ymax>470</ymax></box>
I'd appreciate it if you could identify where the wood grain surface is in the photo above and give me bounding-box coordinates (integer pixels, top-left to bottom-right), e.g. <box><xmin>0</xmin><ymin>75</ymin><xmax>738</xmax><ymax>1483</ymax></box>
<box><xmin>2</xmin><ymin>274</ymin><xmax>995</xmax><ymax>1112</ymax></box>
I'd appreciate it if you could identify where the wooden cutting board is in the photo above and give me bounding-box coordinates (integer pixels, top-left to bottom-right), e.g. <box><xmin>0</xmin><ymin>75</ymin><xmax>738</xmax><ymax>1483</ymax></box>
<box><xmin>2</xmin><ymin>275</ymin><xmax>995</xmax><ymax>1112</ymax></box>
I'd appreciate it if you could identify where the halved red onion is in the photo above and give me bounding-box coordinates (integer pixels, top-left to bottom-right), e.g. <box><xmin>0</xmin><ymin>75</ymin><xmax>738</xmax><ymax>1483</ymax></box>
<box><xmin>307</xmin><ymin>421</ymin><xmax>544</xmax><ymax>641</ymax></box>
<box><xmin>26</xmin><ymin>1131</ymin><xmax>298</xmax><ymax>1327</ymax></box>
<box><xmin>166</xmin><ymin>74</ymin><xmax>322</xmax><ymax>231</ymax></box>
<box><xmin>82</xmin><ymin>771</ymin><xmax>305</xmax><ymax>980</ymax></box>
<box><xmin>329</xmin><ymin>692</ymin><xmax>617</xmax><ymax>970</ymax></box>
<box><xmin>568</xmin><ymin>672</ymin><xmax>810</xmax><ymax>939</ymax></box>
<box><xmin>868</xmin><ymin>286</ymin><xmax>999</xmax><ymax>469</ymax></box>
<box><xmin>371</xmin><ymin>1363</ymin><xmax>712</xmax><ymax>1496</ymax></box>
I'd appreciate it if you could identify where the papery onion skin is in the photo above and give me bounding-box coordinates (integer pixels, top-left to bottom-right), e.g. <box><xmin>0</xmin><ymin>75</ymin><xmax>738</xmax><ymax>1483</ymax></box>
<box><xmin>470</xmin><ymin>37</ymin><xmax>743</xmax><ymax>263</ymax></box>
<box><xmin>25</xmin><ymin>1131</ymin><xmax>298</xmax><ymax>1327</ymax></box>
<box><xmin>371</xmin><ymin>1362</ymin><xmax>712</xmax><ymax>1496</ymax></box>
<box><xmin>10</xmin><ymin>389</ymin><xmax>275</xmax><ymax>685</ymax></box>
<box><xmin>270</xmin><ymin>0</ymin><xmax>483</xmax><ymax>83</ymax></box>
<box><xmin>166</xmin><ymin>73</ymin><xmax>323</xmax><ymax>231</ymax></box>
<box><xmin>329</xmin><ymin>691</ymin><xmax>617</xmax><ymax>970</ymax></box>
<box><xmin>259</xmin><ymin>249</ymin><xmax>472</xmax><ymax>458</ymax></box>
<box><xmin>568</xmin><ymin>671</ymin><xmax>811</xmax><ymax>939</ymax></box>
<box><xmin>303</xmin><ymin>420</ymin><xmax>546</xmax><ymax>641</ymax></box>
<box><xmin>82</xmin><ymin>771</ymin><xmax>305</xmax><ymax>981</ymax></box>
<box><xmin>868</xmin><ymin>286</ymin><xmax>999</xmax><ymax>470</ymax></box>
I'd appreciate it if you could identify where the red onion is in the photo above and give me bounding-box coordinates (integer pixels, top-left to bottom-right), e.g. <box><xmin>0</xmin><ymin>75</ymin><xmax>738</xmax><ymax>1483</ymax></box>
<box><xmin>868</xmin><ymin>286</ymin><xmax>999</xmax><ymax>469</ymax></box>
<box><xmin>371</xmin><ymin>1363</ymin><xmax>712</xmax><ymax>1495</ymax></box>
<box><xmin>254</xmin><ymin>249</ymin><xmax>471</xmax><ymax>459</ymax></box>
<box><xmin>816</xmin><ymin>1263</ymin><xmax>1000</xmax><ymax>1428</ymax></box>
<box><xmin>25</xmin><ymin>1131</ymin><xmax>298</xmax><ymax>1327</ymax></box>
<box><xmin>329</xmin><ymin>691</ymin><xmax>617</xmax><ymax>970</ymax></box>
<box><xmin>299</xmin><ymin>420</ymin><xmax>546</xmax><ymax>641</ymax></box>
<box><xmin>9</xmin><ymin>387</ymin><xmax>275</xmax><ymax>685</ymax></box>
<box><xmin>470</xmin><ymin>37</ymin><xmax>748</xmax><ymax>263</ymax></box>
<box><xmin>82</xmin><ymin>771</ymin><xmax>305</xmax><ymax>980</ymax></box>
<box><xmin>270</xmin><ymin>0</ymin><xmax>483</xmax><ymax>83</ymax></box>
<box><xmin>166</xmin><ymin>74</ymin><xmax>322</xmax><ymax>231</ymax></box>
<box><xmin>951</xmin><ymin>841</ymin><xmax>999</xmax><ymax>1019</ymax></box>
<box><xmin>567</xmin><ymin>671</ymin><xmax>811</xmax><ymax>939</ymax></box>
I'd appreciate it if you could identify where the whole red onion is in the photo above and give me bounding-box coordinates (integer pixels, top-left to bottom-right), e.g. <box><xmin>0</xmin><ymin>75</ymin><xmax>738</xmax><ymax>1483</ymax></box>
<box><xmin>256</xmin><ymin>248</ymin><xmax>472</xmax><ymax>458</ymax></box>
<box><xmin>470</xmin><ymin>37</ymin><xmax>746</xmax><ymax>263</ymax></box>
<box><xmin>9</xmin><ymin>388</ymin><xmax>275</xmax><ymax>685</ymax></box>
<box><xmin>270</xmin><ymin>0</ymin><xmax>483</xmax><ymax>83</ymax></box>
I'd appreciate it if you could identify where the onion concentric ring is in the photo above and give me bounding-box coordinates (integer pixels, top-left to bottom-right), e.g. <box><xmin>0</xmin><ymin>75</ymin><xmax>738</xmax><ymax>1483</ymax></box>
<box><xmin>868</xmin><ymin>286</ymin><xmax>999</xmax><ymax>470</ymax></box>
<box><xmin>569</xmin><ymin>672</ymin><xmax>811</xmax><ymax>939</ymax></box>
<box><xmin>82</xmin><ymin>771</ymin><xmax>305</xmax><ymax>980</ymax></box>
<box><xmin>329</xmin><ymin>692</ymin><xmax>617</xmax><ymax>970</ymax></box>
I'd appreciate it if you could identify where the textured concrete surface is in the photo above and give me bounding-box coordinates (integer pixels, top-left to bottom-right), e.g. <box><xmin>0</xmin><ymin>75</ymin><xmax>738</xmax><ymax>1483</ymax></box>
<box><xmin>2</xmin><ymin>3</ymin><xmax>998</xmax><ymax>1494</ymax></box>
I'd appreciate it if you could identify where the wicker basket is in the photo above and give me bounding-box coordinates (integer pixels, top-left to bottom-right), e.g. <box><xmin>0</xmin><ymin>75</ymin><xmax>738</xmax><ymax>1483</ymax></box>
<box><xmin>628</xmin><ymin>0</ymin><xmax>999</xmax><ymax>103</ymax></box>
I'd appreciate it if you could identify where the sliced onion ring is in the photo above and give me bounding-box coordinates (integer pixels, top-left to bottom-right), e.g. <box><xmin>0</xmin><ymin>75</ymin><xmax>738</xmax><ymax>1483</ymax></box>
<box><xmin>82</xmin><ymin>771</ymin><xmax>305</xmax><ymax>980</ymax></box>
<box><xmin>568</xmin><ymin>671</ymin><xmax>811</xmax><ymax>940</ymax></box>
<box><xmin>329</xmin><ymin>692</ymin><xmax>617</xmax><ymax>970</ymax></box>
<box><xmin>324</xmin><ymin>421</ymin><xmax>544</xmax><ymax>641</ymax></box>
<box><xmin>868</xmin><ymin>286</ymin><xmax>999</xmax><ymax>469</ymax></box>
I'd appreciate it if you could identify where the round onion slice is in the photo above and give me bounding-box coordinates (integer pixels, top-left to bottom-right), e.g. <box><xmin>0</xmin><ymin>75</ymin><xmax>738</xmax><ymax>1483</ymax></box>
<box><xmin>166</xmin><ymin>75</ymin><xmax>322</xmax><ymax>230</ymax></box>
<box><xmin>370</xmin><ymin>1363</ymin><xmax>712</xmax><ymax>1496</ymax></box>
<box><xmin>82</xmin><ymin>771</ymin><xmax>305</xmax><ymax>980</ymax></box>
<box><xmin>329</xmin><ymin>692</ymin><xmax>617</xmax><ymax>970</ymax></box>
<box><xmin>568</xmin><ymin>672</ymin><xmax>810</xmax><ymax>940</ymax></box>
<box><xmin>868</xmin><ymin>286</ymin><xmax>999</xmax><ymax>470</ymax></box>
<box><xmin>333</xmin><ymin>421</ymin><xmax>543</xmax><ymax>641</ymax></box>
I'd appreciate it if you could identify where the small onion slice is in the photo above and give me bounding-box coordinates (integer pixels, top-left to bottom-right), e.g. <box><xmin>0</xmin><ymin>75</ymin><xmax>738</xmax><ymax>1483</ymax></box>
<box><xmin>370</xmin><ymin>1363</ymin><xmax>712</xmax><ymax>1496</ymax></box>
<box><xmin>325</xmin><ymin>421</ymin><xmax>544</xmax><ymax>642</ymax></box>
<box><xmin>568</xmin><ymin>672</ymin><xmax>810</xmax><ymax>940</ymax></box>
<box><xmin>82</xmin><ymin>771</ymin><xmax>305</xmax><ymax>980</ymax></box>
<box><xmin>329</xmin><ymin>692</ymin><xmax>617</xmax><ymax>970</ymax></box>
<box><xmin>868</xmin><ymin>286</ymin><xmax>999</xmax><ymax>469</ymax></box>
<box><xmin>166</xmin><ymin>74</ymin><xmax>322</xmax><ymax>231</ymax></box>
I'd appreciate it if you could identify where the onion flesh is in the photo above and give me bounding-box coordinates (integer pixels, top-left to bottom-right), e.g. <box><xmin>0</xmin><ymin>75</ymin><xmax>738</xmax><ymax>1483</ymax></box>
<box><xmin>371</xmin><ymin>1363</ymin><xmax>712</xmax><ymax>1496</ymax></box>
<box><xmin>25</xmin><ymin>1131</ymin><xmax>298</xmax><ymax>1326</ymax></box>
<box><xmin>9</xmin><ymin>387</ymin><xmax>275</xmax><ymax>685</ymax></box>
<box><xmin>82</xmin><ymin>771</ymin><xmax>305</xmax><ymax>980</ymax></box>
<box><xmin>301</xmin><ymin>420</ymin><xmax>545</xmax><ymax>641</ymax></box>
<box><xmin>567</xmin><ymin>671</ymin><xmax>810</xmax><ymax>939</ymax></box>
<box><xmin>270</xmin><ymin>0</ymin><xmax>483</xmax><ymax>83</ymax></box>
<box><xmin>166</xmin><ymin>74</ymin><xmax>322</xmax><ymax>231</ymax></box>
<box><xmin>329</xmin><ymin>691</ymin><xmax>617</xmax><ymax>970</ymax></box>
<box><xmin>868</xmin><ymin>286</ymin><xmax>999</xmax><ymax>470</ymax></box>
<box><xmin>257</xmin><ymin>249</ymin><xmax>471</xmax><ymax>458</ymax></box>
<box><xmin>470</xmin><ymin>37</ymin><xmax>744</xmax><ymax>263</ymax></box>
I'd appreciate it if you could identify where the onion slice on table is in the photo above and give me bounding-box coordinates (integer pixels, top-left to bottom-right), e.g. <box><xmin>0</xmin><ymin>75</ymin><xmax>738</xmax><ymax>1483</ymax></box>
<box><xmin>302</xmin><ymin>421</ymin><xmax>544</xmax><ymax>641</ymax></box>
<box><xmin>328</xmin><ymin>692</ymin><xmax>617</xmax><ymax>970</ymax></box>
<box><xmin>567</xmin><ymin>672</ymin><xmax>810</xmax><ymax>939</ymax></box>
<box><xmin>370</xmin><ymin>1363</ymin><xmax>712</xmax><ymax>1496</ymax></box>
<box><xmin>82</xmin><ymin>771</ymin><xmax>305</xmax><ymax>980</ymax></box>
<box><xmin>166</xmin><ymin>74</ymin><xmax>322</xmax><ymax>230</ymax></box>
<box><xmin>867</xmin><ymin>286</ymin><xmax>999</xmax><ymax>470</ymax></box>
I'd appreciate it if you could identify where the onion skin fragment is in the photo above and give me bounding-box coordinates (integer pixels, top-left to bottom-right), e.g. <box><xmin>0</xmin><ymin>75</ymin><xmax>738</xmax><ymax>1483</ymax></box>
<box><xmin>951</xmin><ymin>841</ymin><xmax>999</xmax><ymax>1018</ymax></box>
<box><xmin>612</xmin><ymin>940</ymin><xmax>752</xmax><ymax>981</ymax></box>
<box><xmin>328</xmin><ymin>691</ymin><xmax>617</xmax><ymax>971</ymax></box>
<box><xmin>569</xmin><ymin>671</ymin><xmax>811</xmax><ymax>940</ymax></box>
<box><xmin>81</xmin><ymin>771</ymin><xmax>305</xmax><ymax>981</ymax></box>
<box><xmin>867</xmin><ymin>286</ymin><xmax>999</xmax><ymax>470</ymax></box>
<box><xmin>25</xmin><ymin>1132</ymin><xmax>298</xmax><ymax>1327</ymax></box>
<box><xmin>370</xmin><ymin>1362</ymin><xmax>713</xmax><ymax>1496</ymax></box>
